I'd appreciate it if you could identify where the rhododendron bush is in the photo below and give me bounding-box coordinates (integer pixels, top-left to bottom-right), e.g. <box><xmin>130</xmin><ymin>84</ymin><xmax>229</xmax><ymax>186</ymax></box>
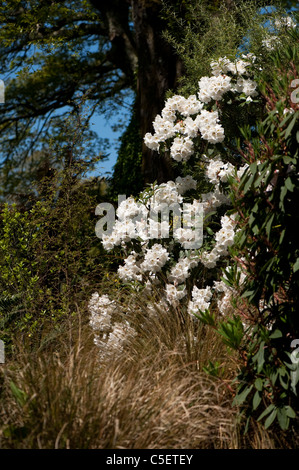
<box><xmin>90</xmin><ymin>18</ymin><xmax>299</xmax><ymax>432</ymax></box>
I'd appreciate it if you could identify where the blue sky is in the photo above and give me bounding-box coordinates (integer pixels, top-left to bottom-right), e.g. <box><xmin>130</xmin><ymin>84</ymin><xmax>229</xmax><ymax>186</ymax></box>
<box><xmin>89</xmin><ymin>113</ymin><xmax>121</xmax><ymax>178</ymax></box>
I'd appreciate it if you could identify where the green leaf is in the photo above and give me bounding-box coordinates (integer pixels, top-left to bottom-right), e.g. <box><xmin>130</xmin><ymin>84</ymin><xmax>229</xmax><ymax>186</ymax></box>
<box><xmin>255</xmin><ymin>378</ymin><xmax>263</xmax><ymax>391</ymax></box>
<box><xmin>253</xmin><ymin>390</ymin><xmax>262</xmax><ymax>410</ymax></box>
<box><xmin>253</xmin><ymin>341</ymin><xmax>265</xmax><ymax>373</ymax></box>
<box><xmin>243</xmin><ymin>175</ymin><xmax>254</xmax><ymax>194</ymax></box>
<box><xmin>10</xmin><ymin>381</ymin><xmax>28</xmax><ymax>407</ymax></box>
<box><xmin>217</xmin><ymin>316</ymin><xmax>244</xmax><ymax>349</ymax></box>
<box><xmin>283</xmin><ymin>155</ymin><xmax>297</xmax><ymax>165</ymax></box>
<box><xmin>279</xmin><ymin>369</ymin><xmax>289</xmax><ymax>390</ymax></box>
<box><xmin>269</xmin><ymin>329</ymin><xmax>282</xmax><ymax>339</ymax></box>
<box><xmin>284</xmin><ymin>112</ymin><xmax>298</xmax><ymax>140</ymax></box>
<box><xmin>293</xmin><ymin>258</ymin><xmax>299</xmax><ymax>273</ymax></box>
<box><xmin>265</xmin><ymin>213</ymin><xmax>275</xmax><ymax>239</ymax></box>
<box><xmin>264</xmin><ymin>408</ymin><xmax>277</xmax><ymax>429</ymax></box>
<box><xmin>285</xmin><ymin>176</ymin><xmax>295</xmax><ymax>192</ymax></box>
<box><xmin>257</xmin><ymin>404</ymin><xmax>275</xmax><ymax>422</ymax></box>
<box><xmin>249</xmin><ymin>162</ymin><xmax>257</xmax><ymax>176</ymax></box>
<box><xmin>279</xmin><ymin>111</ymin><xmax>294</xmax><ymax>129</ymax></box>
<box><xmin>194</xmin><ymin>309</ymin><xmax>216</xmax><ymax>327</ymax></box>
<box><xmin>233</xmin><ymin>384</ymin><xmax>253</xmax><ymax>406</ymax></box>
<box><xmin>279</xmin><ymin>185</ymin><xmax>288</xmax><ymax>210</ymax></box>
<box><xmin>270</xmin><ymin>370</ymin><xmax>278</xmax><ymax>385</ymax></box>
<box><xmin>285</xmin><ymin>406</ymin><xmax>296</xmax><ymax>418</ymax></box>
<box><xmin>277</xmin><ymin>407</ymin><xmax>289</xmax><ymax>431</ymax></box>
<box><xmin>279</xmin><ymin>228</ymin><xmax>286</xmax><ymax>244</ymax></box>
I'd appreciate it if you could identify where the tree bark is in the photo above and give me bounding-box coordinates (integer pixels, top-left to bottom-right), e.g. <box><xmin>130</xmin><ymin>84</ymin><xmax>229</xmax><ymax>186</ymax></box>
<box><xmin>91</xmin><ymin>0</ymin><xmax>183</xmax><ymax>185</ymax></box>
<box><xmin>131</xmin><ymin>0</ymin><xmax>183</xmax><ymax>184</ymax></box>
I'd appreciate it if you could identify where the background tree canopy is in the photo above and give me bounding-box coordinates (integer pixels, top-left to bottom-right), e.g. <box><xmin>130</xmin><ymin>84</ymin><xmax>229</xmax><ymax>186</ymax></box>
<box><xmin>1</xmin><ymin>0</ymin><xmax>296</xmax><ymax>197</ymax></box>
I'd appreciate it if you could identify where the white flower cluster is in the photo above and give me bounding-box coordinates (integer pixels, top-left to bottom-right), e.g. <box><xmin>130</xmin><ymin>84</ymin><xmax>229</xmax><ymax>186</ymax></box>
<box><xmin>233</xmin><ymin>78</ymin><xmax>258</xmax><ymax>97</ymax></box>
<box><xmin>116</xmin><ymin>197</ymin><xmax>144</xmax><ymax>220</ymax></box>
<box><xmin>149</xmin><ymin>180</ymin><xmax>183</xmax><ymax>211</ymax></box>
<box><xmin>201</xmin><ymin>187</ymin><xmax>230</xmax><ymax>217</ymax></box>
<box><xmin>92</xmin><ymin>53</ymin><xmax>262</xmax><ymax>349</ymax></box>
<box><xmin>206</xmin><ymin>157</ymin><xmax>235</xmax><ymax>185</ymax></box>
<box><xmin>89</xmin><ymin>293</ymin><xmax>115</xmax><ymax>333</ymax></box>
<box><xmin>168</xmin><ymin>253</ymin><xmax>200</xmax><ymax>284</ymax></box>
<box><xmin>210</xmin><ymin>56</ymin><xmax>254</xmax><ymax>76</ymax></box>
<box><xmin>144</xmin><ymin>99</ymin><xmax>224</xmax><ymax>155</ymax></box>
<box><xmin>199</xmin><ymin>55</ymin><xmax>257</xmax><ymax>100</ymax></box>
<box><xmin>140</xmin><ymin>243</ymin><xmax>169</xmax><ymax>273</ymax></box>
<box><xmin>95</xmin><ymin>320</ymin><xmax>137</xmax><ymax>360</ymax></box>
<box><xmin>101</xmin><ymin>219</ymin><xmax>135</xmax><ymax>250</ymax></box>
<box><xmin>175</xmin><ymin>175</ymin><xmax>197</xmax><ymax>194</ymax></box>
<box><xmin>88</xmin><ymin>292</ymin><xmax>137</xmax><ymax>360</ymax></box>
<box><xmin>201</xmin><ymin>214</ymin><xmax>236</xmax><ymax>269</ymax></box>
<box><xmin>162</xmin><ymin>94</ymin><xmax>204</xmax><ymax>119</ymax></box>
<box><xmin>144</xmin><ymin>94</ymin><xmax>203</xmax><ymax>152</ymax></box>
<box><xmin>173</xmin><ymin>227</ymin><xmax>197</xmax><ymax>249</ymax></box>
<box><xmin>165</xmin><ymin>283</ymin><xmax>187</xmax><ymax>306</ymax></box>
<box><xmin>170</xmin><ymin>135</ymin><xmax>194</xmax><ymax>162</ymax></box>
<box><xmin>198</xmin><ymin>74</ymin><xmax>232</xmax><ymax>103</ymax></box>
<box><xmin>118</xmin><ymin>252</ymin><xmax>142</xmax><ymax>282</ymax></box>
<box><xmin>214</xmin><ymin>214</ymin><xmax>236</xmax><ymax>254</ymax></box>
<box><xmin>274</xmin><ymin>16</ymin><xmax>297</xmax><ymax>30</ymax></box>
<box><xmin>101</xmin><ymin>178</ymin><xmax>199</xmax><ymax>256</ymax></box>
<box><xmin>194</xmin><ymin>110</ymin><xmax>225</xmax><ymax>144</ymax></box>
<box><xmin>144</xmin><ymin>55</ymin><xmax>259</xmax><ymax>162</ymax></box>
<box><xmin>213</xmin><ymin>280</ymin><xmax>235</xmax><ymax>316</ymax></box>
<box><xmin>102</xmin><ymin>198</ymin><xmax>148</xmax><ymax>251</ymax></box>
<box><xmin>188</xmin><ymin>286</ymin><xmax>213</xmax><ymax>316</ymax></box>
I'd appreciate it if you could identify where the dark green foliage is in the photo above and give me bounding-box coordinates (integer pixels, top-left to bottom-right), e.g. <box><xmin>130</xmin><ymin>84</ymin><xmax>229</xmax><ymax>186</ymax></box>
<box><xmin>222</xmin><ymin>36</ymin><xmax>299</xmax><ymax>432</ymax></box>
<box><xmin>0</xmin><ymin>160</ymin><xmax>115</xmax><ymax>352</ymax></box>
<box><xmin>163</xmin><ymin>0</ymin><xmax>281</xmax><ymax>96</ymax></box>
<box><xmin>108</xmin><ymin>105</ymin><xmax>143</xmax><ymax>201</ymax></box>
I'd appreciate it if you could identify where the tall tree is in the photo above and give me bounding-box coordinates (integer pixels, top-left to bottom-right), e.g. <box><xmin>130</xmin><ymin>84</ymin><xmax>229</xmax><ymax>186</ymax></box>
<box><xmin>0</xmin><ymin>0</ymin><xmax>295</xmax><ymax>188</ymax></box>
<box><xmin>0</xmin><ymin>0</ymin><xmax>184</xmax><ymax>186</ymax></box>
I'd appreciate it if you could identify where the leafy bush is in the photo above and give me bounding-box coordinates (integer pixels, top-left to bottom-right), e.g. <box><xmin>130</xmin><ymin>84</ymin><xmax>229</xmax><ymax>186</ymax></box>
<box><xmin>0</xmin><ymin>161</ymin><xmax>115</xmax><ymax>351</ymax></box>
<box><xmin>223</xmin><ymin>40</ymin><xmax>299</xmax><ymax>432</ymax></box>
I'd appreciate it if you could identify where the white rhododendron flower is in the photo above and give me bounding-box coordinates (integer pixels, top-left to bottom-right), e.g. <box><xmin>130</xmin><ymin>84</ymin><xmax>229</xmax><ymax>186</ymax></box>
<box><xmin>168</xmin><ymin>255</ymin><xmax>200</xmax><ymax>284</ymax></box>
<box><xmin>188</xmin><ymin>286</ymin><xmax>213</xmax><ymax>316</ymax></box>
<box><xmin>94</xmin><ymin>321</ymin><xmax>137</xmax><ymax>360</ymax></box>
<box><xmin>274</xmin><ymin>16</ymin><xmax>296</xmax><ymax>30</ymax></box>
<box><xmin>175</xmin><ymin>175</ymin><xmax>197</xmax><ymax>194</ymax></box>
<box><xmin>149</xmin><ymin>181</ymin><xmax>183</xmax><ymax>211</ymax></box>
<box><xmin>89</xmin><ymin>293</ymin><xmax>115</xmax><ymax>333</ymax></box>
<box><xmin>92</xmin><ymin>53</ymin><xmax>267</xmax><ymax>355</ymax></box>
<box><xmin>165</xmin><ymin>283</ymin><xmax>187</xmax><ymax>306</ymax></box>
<box><xmin>140</xmin><ymin>244</ymin><xmax>169</xmax><ymax>273</ymax></box>
<box><xmin>206</xmin><ymin>157</ymin><xmax>235</xmax><ymax>184</ymax></box>
<box><xmin>144</xmin><ymin>132</ymin><xmax>160</xmax><ymax>151</ymax></box>
<box><xmin>201</xmin><ymin>187</ymin><xmax>230</xmax><ymax>216</ymax></box>
<box><xmin>170</xmin><ymin>136</ymin><xmax>194</xmax><ymax>162</ymax></box>
<box><xmin>200</xmin><ymin>250</ymin><xmax>219</xmax><ymax>269</ymax></box>
<box><xmin>117</xmin><ymin>253</ymin><xmax>142</xmax><ymax>282</ymax></box>
<box><xmin>198</xmin><ymin>74</ymin><xmax>232</xmax><ymax>103</ymax></box>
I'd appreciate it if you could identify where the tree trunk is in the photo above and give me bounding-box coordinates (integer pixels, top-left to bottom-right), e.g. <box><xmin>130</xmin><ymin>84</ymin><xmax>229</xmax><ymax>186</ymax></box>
<box><xmin>90</xmin><ymin>0</ymin><xmax>183</xmax><ymax>185</ymax></box>
<box><xmin>132</xmin><ymin>0</ymin><xmax>183</xmax><ymax>184</ymax></box>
